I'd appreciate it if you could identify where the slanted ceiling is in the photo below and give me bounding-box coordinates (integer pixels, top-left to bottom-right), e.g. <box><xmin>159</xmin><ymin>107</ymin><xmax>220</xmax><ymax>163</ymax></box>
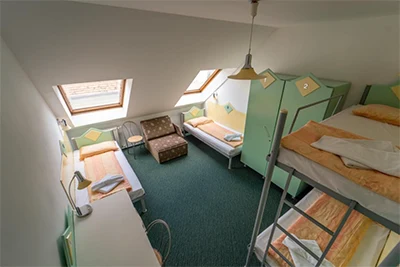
<box><xmin>72</xmin><ymin>0</ymin><xmax>400</xmax><ymax>27</ymax></box>
<box><xmin>1</xmin><ymin>1</ymin><xmax>275</xmax><ymax>120</ymax></box>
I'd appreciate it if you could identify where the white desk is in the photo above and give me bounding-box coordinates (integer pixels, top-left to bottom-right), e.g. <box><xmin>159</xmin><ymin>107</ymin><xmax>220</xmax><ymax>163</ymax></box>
<box><xmin>75</xmin><ymin>190</ymin><xmax>160</xmax><ymax>266</ymax></box>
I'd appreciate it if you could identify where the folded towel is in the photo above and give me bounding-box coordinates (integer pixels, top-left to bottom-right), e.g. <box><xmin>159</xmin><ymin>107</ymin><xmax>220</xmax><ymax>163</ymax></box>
<box><xmin>282</xmin><ymin>234</ymin><xmax>334</xmax><ymax>267</ymax></box>
<box><xmin>311</xmin><ymin>136</ymin><xmax>400</xmax><ymax>177</ymax></box>
<box><xmin>97</xmin><ymin>180</ymin><xmax>123</xmax><ymax>194</ymax></box>
<box><xmin>340</xmin><ymin>139</ymin><xmax>398</xmax><ymax>170</ymax></box>
<box><xmin>91</xmin><ymin>174</ymin><xmax>124</xmax><ymax>192</ymax></box>
<box><xmin>224</xmin><ymin>133</ymin><xmax>242</xmax><ymax>141</ymax></box>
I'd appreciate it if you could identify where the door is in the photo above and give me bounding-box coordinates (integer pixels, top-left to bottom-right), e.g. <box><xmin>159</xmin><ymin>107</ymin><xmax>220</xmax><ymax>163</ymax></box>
<box><xmin>241</xmin><ymin>69</ymin><xmax>285</xmax><ymax>175</ymax></box>
<box><xmin>272</xmin><ymin>73</ymin><xmax>333</xmax><ymax>197</ymax></box>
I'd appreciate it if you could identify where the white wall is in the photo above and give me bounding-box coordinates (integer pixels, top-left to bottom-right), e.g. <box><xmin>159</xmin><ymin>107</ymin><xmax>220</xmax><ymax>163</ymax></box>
<box><xmin>254</xmin><ymin>15</ymin><xmax>400</xmax><ymax>108</ymax></box>
<box><xmin>1</xmin><ymin>1</ymin><xmax>274</xmax><ymax>126</ymax></box>
<box><xmin>1</xmin><ymin>39</ymin><xmax>67</xmax><ymax>266</ymax></box>
<box><xmin>206</xmin><ymin>77</ymin><xmax>250</xmax><ymax>114</ymax></box>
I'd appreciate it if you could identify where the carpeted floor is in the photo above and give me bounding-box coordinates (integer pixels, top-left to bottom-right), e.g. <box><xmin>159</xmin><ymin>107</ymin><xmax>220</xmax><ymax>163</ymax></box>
<box><xmin>123</xmin><ymin>135</ymin><xmax>290</xmax><ymax>266</ymax></box>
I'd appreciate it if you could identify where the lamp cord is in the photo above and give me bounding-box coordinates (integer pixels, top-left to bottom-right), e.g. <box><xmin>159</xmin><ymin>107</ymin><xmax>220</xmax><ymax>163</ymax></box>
<box><xmin>248</xmin><ymin>16</ymin><xmax>255</xmax><ymax>54</ymax></box>
<box><xmin>68</xmin><ymin>176</ymin><xmax>81</xmax><ymax>215</ymax></box>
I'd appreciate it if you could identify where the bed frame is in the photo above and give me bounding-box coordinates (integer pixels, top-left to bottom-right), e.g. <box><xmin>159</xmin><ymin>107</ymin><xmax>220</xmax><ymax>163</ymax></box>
<box><xmin>245</xmin><ymin>84</ymin><xmax>400</xmax><ymax>267</ymax></box>
<box><xmin>181</xmin><ymin>107</ymin><xmax>241</xmax><ymax>169</ymax></box>
<box><xmin>71</xmin><ymin>127</ymin><xmax>147</xmax><ymax>213</ymax></box>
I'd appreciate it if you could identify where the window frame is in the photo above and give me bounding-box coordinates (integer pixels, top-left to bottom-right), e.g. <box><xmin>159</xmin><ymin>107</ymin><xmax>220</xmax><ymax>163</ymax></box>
<box><xmin>184</xmin><ymin>69</ymin><xmax>221</xmax><ymax>95</ymax></box>
<box><xmin>57</xmin><ymin>79</ymin><xmax>126</xmax><ymax>115</ymax></box>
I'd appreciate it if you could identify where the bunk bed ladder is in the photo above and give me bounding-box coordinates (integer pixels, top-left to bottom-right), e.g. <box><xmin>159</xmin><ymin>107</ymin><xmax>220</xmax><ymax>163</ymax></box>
<box><xmin>259</xmin><ymin>165</ymin><xmax>357</xmax><ymax>267</ymax></box>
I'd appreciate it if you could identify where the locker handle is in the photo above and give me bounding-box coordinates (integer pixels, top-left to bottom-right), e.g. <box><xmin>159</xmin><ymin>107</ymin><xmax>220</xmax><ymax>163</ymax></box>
<box><xmin>264</xmin><ymin>126</ymin><xmax>271</xmax><ymax>142</ymax></box>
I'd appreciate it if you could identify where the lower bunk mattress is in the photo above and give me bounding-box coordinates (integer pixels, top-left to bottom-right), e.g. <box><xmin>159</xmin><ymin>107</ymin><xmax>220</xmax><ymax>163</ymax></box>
<box><xmin>73</xmin><ymin>141</ymin><xmax>145</xmax><ymax>207</ymax></box>
<box><xmin>255</xmin><ymin>189</ymin><xmax>390</xmax><ymax>267</ymax></box>
<box><xmin>183</xmin><ymin>122</ymin><xmax>242</xmax><ymax>157</ymax></box>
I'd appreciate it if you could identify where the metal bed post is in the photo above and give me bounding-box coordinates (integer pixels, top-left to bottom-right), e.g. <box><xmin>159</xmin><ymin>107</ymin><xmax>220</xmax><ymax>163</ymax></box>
<box><xmin>261</xmin><ymin>169</ymin><xmax>294</xmax><ymax>266</ymax></box>
<box><xmin>245</xmin><ymin>109</ymin><xmax>288</xmax><ymax>267</ymax></box>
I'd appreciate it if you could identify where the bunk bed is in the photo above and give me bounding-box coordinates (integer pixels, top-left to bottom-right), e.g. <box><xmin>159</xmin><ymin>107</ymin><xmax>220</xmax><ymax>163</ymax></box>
<box><xmin>245</xmin><ymin>84</ymin><xmax>400</xmax><ymax>267</ymax></box>
<box><xmin>181</xmin><ymin>108</ymin><xmax>242</xmax><ymax>169</ymax></box>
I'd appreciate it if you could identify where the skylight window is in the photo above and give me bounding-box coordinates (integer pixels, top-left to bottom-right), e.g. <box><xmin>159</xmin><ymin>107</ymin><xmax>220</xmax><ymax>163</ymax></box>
<box><xmin>184</xmin><ymin>69</ymin><xmax>221</xmax><ymax>94</ymax></box>
<box><xmin>58</xmin><ymin>79</ymin><xmax>126</xmax><ymax>115</ymax></box>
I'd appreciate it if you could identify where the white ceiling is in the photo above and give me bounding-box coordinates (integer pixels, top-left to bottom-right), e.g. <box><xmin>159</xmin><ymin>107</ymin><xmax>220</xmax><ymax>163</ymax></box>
<box><xmin>72</xmin><ymin>0</ymin><xmax>400</xmax><ymax>27</ymax></box>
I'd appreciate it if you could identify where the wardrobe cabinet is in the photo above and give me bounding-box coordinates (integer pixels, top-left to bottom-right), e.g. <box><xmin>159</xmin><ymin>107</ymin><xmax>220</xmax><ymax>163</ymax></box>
<box><xmin>241</xmin><ymin>69</ymin><xmax>351</xmax><ymax>197</ymax></box>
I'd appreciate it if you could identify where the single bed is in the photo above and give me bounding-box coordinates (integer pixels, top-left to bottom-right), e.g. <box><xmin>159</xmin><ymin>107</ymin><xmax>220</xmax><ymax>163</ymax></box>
<box><xmin>181</xmin><ymin>108</ymin><xmax>242</xmax><ymax>169</ymax></box>
<box><xmin>246</xmin><ymin>83</ymin><xmax>400</xmax><ymax>267</ymax></box>
<box><xmin>72</xmin><ymin>128</ymin><xmax>146</xmax><ymax>212</ymax></box>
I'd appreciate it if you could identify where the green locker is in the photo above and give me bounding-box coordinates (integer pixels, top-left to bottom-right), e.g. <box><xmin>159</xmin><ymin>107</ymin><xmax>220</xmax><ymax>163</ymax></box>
<box><xmin>241</xmin><ymin>70</ymin><xmax>351</xmax><ymax>197</ymax></box>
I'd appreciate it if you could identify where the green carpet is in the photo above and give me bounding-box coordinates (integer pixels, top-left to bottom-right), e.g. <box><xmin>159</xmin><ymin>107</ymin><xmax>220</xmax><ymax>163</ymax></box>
<box><xmin>123</xmin><ymin>135</ymin><xmax>290</xmax><ymax>266</ymax></box>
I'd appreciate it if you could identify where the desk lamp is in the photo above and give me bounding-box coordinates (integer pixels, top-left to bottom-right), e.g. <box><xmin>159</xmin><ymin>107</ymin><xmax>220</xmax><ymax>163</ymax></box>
<box><xmin>68</xmin><ymin>171</ymin><xmax>93</xmax><ymax>217</ymax></box>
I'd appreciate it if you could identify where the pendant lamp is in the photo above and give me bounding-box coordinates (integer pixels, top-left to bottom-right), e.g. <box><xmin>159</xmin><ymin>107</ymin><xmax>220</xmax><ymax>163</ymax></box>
<box><xmin>228</xmin><ymin>0</ymin><xmax>266</xmax><ymax>80</ymax></box>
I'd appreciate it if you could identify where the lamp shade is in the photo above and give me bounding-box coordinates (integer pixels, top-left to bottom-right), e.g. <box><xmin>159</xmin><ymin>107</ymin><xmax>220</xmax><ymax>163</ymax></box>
<box><xmin>228</xmin><ymin>53</ymin><xmax>266</xmax><ymax>80</ymax></box>
<box><xmin>228</xmin><ymin>68</ymin><xmax>267</xmax><ymax>80</ymax></box>
<box><xmin>74</xmin><ymin>171</ymin><xmax>92</xmax><ymax>190</ymax></box>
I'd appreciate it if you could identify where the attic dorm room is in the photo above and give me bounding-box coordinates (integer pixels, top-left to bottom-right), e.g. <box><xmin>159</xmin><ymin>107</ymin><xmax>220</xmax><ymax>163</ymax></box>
<box><xmin>2</xmin><ymin>0</ymin><xmax>400</xmax><ymax>266</ymax></box>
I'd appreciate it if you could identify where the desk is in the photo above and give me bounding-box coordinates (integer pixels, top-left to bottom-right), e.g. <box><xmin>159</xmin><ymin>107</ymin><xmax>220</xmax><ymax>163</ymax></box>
<box><xmin>75</xmin><ymin>190</ymin><xmax>160</xmax><ymax>266</ymax></box>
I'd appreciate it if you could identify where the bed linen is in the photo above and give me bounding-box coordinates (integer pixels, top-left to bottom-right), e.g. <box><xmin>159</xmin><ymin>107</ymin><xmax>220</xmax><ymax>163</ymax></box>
<box><xmin>255</xmin><ymin>189</ymin><xmax>390</xmax><ymax>267</ymax></box>
<box><xmin>281</xmin><ymin>120</ymin><xmax>399</xmax><ymax>203</ymax></box>
<box><xmin>84</xmin><ymin>151</ymin><xmax>131</xmax><ymax>202</ymax></box>
<box><xmin>79</xmin><ymin>140</ymin><xmax>119</xmax><ymax>160</ymax></box>
<box><xmin>277</xmin><ymin>105</ymin><xmax>400</xmax><ymax>224</ymax></box>
<box><xmin>74</xmin><ymin>141</ymin><xmax>145</xmax><ymax>207</ymax></box>
<box><xmin>197</xmin><ymin>122</ymin><xmax>243</xmax><ymax>148</ymax></box>
<box><xmin>183</xmin><ymin>122</ymin><xmax>242</xmax><ymax>157</ymax></box>
<box><xmin>268</xmin><ymin>193</ymin><xmax>372</xmax><ymax>267</ymax></box>
<box><xmin>352</xmin><ymin>104</ymin><xmax>400</xmax><ymax>126</ymax></box>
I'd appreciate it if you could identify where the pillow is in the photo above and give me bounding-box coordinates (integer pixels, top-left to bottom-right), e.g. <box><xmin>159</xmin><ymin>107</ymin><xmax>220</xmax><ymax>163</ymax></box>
<box><xmin>352</xmin><ymin>104</ymin><xmax>400</xmax><ymax>126</ymax></box>
<box><xmin>79</xmin><ymin>141</ymin><xmax>119</xmax><ymax>161</ymax></box>
<box><xmin>186</xmin><ymin>116</ymin><xmax>213</xmax><ymax>127</ymax></box>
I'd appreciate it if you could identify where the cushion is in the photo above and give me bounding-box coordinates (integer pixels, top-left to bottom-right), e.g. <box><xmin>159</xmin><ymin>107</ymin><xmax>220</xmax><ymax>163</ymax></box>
<box><xmin>186</xmin><ymin>116</ymin><xmax>213</xmax><ymax>127</ymax></box>
<box><xmin>141</xmin><ymin>116</ymin><xmax>175</xmax><ymax>140</ymax></box>
<box><xmin>352</xmin><ymin>104</ymin><xmax>400</xmax><ymax>126</ymax></box>
<box><xmin>79</xmin><ymin>141</ymin><xmax>119</xmax><ymax>161</ymax></box>
<box><xmin>148</xmin><ymin>133</ymin><xmax>187</xmax><ymax>153</ymax></box>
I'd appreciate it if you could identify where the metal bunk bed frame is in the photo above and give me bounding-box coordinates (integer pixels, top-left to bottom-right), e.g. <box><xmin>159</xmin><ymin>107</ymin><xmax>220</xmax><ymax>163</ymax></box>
<box><xmin>245</xmin><ymin>95</ymin><xmax>400</xmax><ymax>267</ymax></box>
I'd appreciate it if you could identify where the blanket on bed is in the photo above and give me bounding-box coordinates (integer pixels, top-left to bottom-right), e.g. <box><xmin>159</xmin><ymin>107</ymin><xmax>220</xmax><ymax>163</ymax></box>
<box><xmin>281</xmin><ymin>121</ymin><xmax>400</xmax><ymax>203</ymax></box>
<box><xmin>269</xmin><ymin>193</ymin><xmax>372</xmax><ymax>267</ymax></box>
<box><xmin>84</xmin><ymin>151</ymin><xmax>131</xmax><ymax>202</ymax></box>
<box><xmin>197</xmin><ymin>122</ymin><xmax>243</xmax><ymax>148</ymax></box>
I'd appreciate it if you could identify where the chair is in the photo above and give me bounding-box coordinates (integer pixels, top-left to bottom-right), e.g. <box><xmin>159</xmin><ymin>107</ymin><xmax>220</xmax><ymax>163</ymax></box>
<box><xmin>120</xmin><ymin>121</ymin><xmax>143</xmax><ymax>159</ymax></box>
<box><xmin>140</xmin><ymin>116</ymin><xmax>188</xmax><ymax>163</ymax></box>
<box><xmin>146</xmin><ymin>219</ymin><xmax>171</xmax><ymax>266</ymax></box>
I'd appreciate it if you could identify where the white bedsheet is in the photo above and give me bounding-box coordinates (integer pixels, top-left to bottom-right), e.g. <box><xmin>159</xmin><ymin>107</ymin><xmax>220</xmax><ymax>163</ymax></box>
<box><xmin>255</xmin><ymin>189</ymin><xmax>390</xmax><ymax>267</ymax></box>
<box><xmin>183</xmin><ymin>122</ymin><xmax>242</xmax><ymax>157</ymax></box>
<box><xmin>73</xmin><ymin>141</ymin><xmax>145</xmax><ymax>206</ymax></box>
<box><xmin>278</xmin><ymin>105</ymin><xmax>400</xmax><ymax>225</ymax></box>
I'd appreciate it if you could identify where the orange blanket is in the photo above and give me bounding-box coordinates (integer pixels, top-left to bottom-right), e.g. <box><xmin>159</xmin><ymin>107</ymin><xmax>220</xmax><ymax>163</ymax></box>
<box><xmin>281</xmin><ymin>121</ymin><xmax>400</xmax><ymax>203</ymax></box>
<box><xmin>269</xmin><ymin>194</ymin><xmax>372</xmax><ymax>267</ymax></box>
<box><xmin>84</xmin><ymin>151</ymin><xmax>132</xmax><ymax>202</ymax></box>
<box><xmin>197</xmin><ymin>122</ymin><xmax>243</xmax><ymax>148</ymax></box>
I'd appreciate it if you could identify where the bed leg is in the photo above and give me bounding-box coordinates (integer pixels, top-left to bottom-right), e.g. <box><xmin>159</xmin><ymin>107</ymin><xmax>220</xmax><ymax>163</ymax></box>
<box><xmin>140</xmin><ymin>198</ymin><xmax>147</xmax><ymax>213</ymax></box>
<box><xmin>228</xmin><ymin>157</ymin><xmax>232</xmax><ymax>169</ymax></box>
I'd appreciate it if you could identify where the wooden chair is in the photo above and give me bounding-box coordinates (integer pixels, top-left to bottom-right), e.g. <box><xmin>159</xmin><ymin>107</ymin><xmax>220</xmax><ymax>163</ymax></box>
<box><xmin>145</xmin><ymin>219</ymin><xmax>171</xmax><ymax>266</ymax></box>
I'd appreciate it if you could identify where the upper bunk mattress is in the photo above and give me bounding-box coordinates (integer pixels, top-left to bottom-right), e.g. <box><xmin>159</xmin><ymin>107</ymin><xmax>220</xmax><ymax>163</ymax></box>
<box><xmin>183</xmin><ymin>121</ymin><xmax>242</xmax><ymax>157</ymax></box>
<box><xmin>74</xmin><ymin>141</ymin><xmax>145</xmax><ymax>206</ymax></box>
<box><xmin>278</xmin><ymin>105</ymin><xmax>399</xmax><ymax>225</ymax></box>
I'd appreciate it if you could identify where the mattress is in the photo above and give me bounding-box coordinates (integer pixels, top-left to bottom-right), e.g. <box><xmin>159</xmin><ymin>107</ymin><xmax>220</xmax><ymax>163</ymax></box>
<box><xmin>183</xmin><ymin>121</ymin><xmax>242</xmax><ymax>157</ymax></box>
<box><xmin>255</xmin><ymin>189</ymin><xmax>390</xmax><ymax>267</ymax></box>
<box><xmin>73</xmin><ymin>141</ymin><xmax>145</xmax><ymax>206</ymax></box>
<box><xmin>278</xmin><ymin>105</ymin><xmax>399</xmax><ymax>225</ymax></box>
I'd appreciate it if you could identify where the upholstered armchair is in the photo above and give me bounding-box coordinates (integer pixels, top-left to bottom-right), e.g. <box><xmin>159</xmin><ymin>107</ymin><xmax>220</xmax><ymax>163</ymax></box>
<box><xmin>140</xmin><ymin>116</ymin><xmax>188</xmax><ymax>163</ymax></box>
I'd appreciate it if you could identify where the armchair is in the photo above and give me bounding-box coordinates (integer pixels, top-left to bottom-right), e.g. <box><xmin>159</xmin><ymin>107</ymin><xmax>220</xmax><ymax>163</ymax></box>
<box><xmin>140</xmin><ymin>116</ymin><xmax>188</xmax><ymax>163</ymax></box>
